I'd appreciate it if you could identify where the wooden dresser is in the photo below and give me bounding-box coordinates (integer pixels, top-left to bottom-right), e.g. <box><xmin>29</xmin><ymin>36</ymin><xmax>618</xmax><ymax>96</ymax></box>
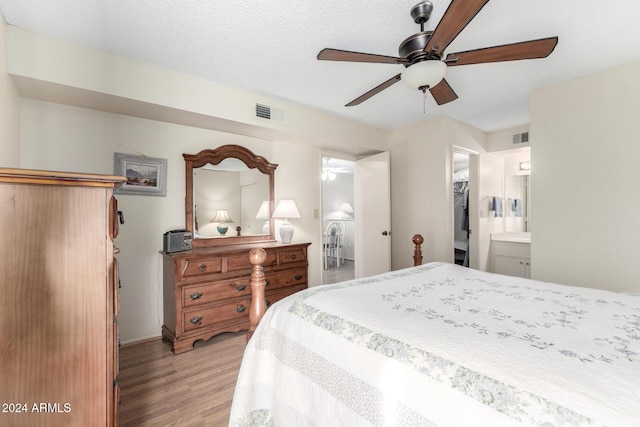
<box><xmin>0</xmin><ymin>168</ymin><xmax>125</xmax><ymax>426</ymax></box>
<box><xmin>161</xmin><ymin>241</ymin><xmax>310</xmax><ymax>354</ymax></box>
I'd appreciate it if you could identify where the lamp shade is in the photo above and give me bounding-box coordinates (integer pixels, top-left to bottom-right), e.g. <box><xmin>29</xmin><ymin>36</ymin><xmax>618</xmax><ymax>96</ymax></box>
<box><xmin>273</xmin><ymin>200</ymin><xmax>300</xmax><ymax>244</ymax></box>
<box><xmin>255</xmin><ymin>201</ymin><xmax>270</xmax><ymax>219</ymax></box>
<box><xmin>401</xmin><ymin>60</ymin><xmax>447</xmax><ymax>90</ymax></box>
<box><xmin>212</xmin><ymin>209</ymin><xmax>233</xmax><ymax>223</ymax></box>
<box><xmin>272</xmin><ymin>200</ymin><xmax>301</xmax><ymax>220</ymax></box>
<box><xmin>340</xmin><ymin>202</ymin><xmax>354</xmax><ymax>213</ymax></box>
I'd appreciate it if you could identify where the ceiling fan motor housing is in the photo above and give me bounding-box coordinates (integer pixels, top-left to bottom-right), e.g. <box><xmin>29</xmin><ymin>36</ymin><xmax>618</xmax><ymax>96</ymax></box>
<box><xmin>399</xmin><ymin>31</ymin><xmax>436</xmax><ymax>65</ymax></box>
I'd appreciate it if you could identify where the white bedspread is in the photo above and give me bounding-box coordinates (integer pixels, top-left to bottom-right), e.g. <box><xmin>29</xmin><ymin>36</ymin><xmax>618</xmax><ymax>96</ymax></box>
<box><xmin>230</xmin><ymin>263</ymin><xmax>640</xmax><ymax>426</ymax></box>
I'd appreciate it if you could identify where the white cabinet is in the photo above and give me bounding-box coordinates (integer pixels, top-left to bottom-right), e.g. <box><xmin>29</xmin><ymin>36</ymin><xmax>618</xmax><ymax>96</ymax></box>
<box><xmin>491</xmin><ymin>238</ymin><xmax>531</xmax><ymax>278</ymax></box>
<box><xmin>494</xmin><ymin>254</ymin><xmax>531</xmax><ymax>278</ymax></box>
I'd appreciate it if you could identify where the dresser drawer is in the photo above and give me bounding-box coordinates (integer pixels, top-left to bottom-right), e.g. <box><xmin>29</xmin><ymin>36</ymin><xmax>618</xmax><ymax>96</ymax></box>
<box><xmin>182</xmin><ymin>277</ymin><xmax>251</xmax><ymax>308</ymax></box>
<box><xmin>265</xmin><ymin>267</ymin><xmax>307</xmax><ymax>291</ymax></box>
<box><xmin>182</xmin><ymin>257</ymin><xmax>223</xmax><ymax>277</ymax></box>
<box><xmin>279</xmin><ymin>247</ymin><xmax>307</xmax><ymax>264</ymax></box>
<box><xmin>183</xmin><ymin>298</ymin><xmax>251</xmax><ymax>332</ymax></box>
<box><xmin>266</xmin><ymin>284</ymin><xmax>307</xmax><ymax>307</ymax></box>
<box><xmin>227</xmin><ymin>250</ymin><xmax>277</xmax><ymax>272</ymax></box>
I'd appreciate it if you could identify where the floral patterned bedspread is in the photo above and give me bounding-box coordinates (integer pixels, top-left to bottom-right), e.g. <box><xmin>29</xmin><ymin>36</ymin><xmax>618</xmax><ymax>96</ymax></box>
<box><xmin>230</xmin><ymin>263</ymin><xmax>640</xmax><ymax>426</ymax></box>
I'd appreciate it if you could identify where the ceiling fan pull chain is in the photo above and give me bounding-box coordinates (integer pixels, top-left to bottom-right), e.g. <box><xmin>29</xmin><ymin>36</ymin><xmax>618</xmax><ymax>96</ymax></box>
<box><xmin>423</xmin><ymin>89</ymin><xmax>427</xmax><ymax>114</ymax></box>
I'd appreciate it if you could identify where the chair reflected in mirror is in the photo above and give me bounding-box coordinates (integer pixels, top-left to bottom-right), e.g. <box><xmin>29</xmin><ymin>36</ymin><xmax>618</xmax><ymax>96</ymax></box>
<box><xmin>324</xmin><ymin>221</ymin><xmax>345</xmax><ymax>269</ymax></box>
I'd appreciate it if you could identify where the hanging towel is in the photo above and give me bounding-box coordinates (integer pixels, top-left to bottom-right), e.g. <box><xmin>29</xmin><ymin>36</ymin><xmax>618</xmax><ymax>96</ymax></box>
<box><xmin>492</xmin><ymin>197</ymin><xmax>503</xmax><ymax>217</ymax></box>
<box><xmin>513</xmin><ymin>198</ymin><xmax>523</xmax><ymax>217</ymax></box>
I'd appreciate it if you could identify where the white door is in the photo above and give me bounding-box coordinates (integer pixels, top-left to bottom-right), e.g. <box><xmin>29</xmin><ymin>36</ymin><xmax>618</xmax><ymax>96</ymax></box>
<box><xmin>354</xmin><ymin>151</ymin><xmax>391</xmax><ymax>278</ymax></box>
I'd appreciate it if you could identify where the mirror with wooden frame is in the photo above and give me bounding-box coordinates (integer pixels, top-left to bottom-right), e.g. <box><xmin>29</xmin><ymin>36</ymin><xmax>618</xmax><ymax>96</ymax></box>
<box><xmin>184</xmin><ymin>145</ymin><xmax>277</xmax><ymax>247</ymax></box>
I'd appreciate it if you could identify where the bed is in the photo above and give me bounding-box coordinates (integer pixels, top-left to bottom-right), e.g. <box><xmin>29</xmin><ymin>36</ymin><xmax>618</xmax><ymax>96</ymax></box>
<box><xmin>230</xmin><ymin>235</ymin><xmax>640</xmax><ymax>426</ymax></box>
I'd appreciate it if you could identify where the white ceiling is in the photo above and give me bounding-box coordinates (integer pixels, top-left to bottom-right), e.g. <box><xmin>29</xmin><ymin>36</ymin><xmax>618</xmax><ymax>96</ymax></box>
<box><xmin>1</xmin><ymin>0</ymin><xmax>640</xmax><ymax>132</ymax></box>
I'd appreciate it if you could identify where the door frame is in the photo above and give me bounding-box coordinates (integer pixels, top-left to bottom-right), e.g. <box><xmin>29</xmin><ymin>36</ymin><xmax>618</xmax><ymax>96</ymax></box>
<box><xmin>320</xmin><ymin>152</ymin><xmax>357</xmax><ymax>284</ymax></box>
<box><xmin>451</xmin><ymin>146</ymin><xmax>479</xmax><ymax>269</ymax></box>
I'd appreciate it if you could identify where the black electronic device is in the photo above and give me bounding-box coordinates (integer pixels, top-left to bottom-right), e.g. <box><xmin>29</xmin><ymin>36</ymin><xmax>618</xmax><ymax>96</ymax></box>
<box><xmin>163</xmin><ymin>230</ymin><xmax>192</xmax><ymax>253</ymax></box>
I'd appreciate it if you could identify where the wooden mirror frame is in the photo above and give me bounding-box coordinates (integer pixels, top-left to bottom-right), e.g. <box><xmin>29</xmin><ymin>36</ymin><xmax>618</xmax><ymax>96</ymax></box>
<box><xmin>184</xmin><ymin>145</ymin><xmax>278</xmax><ymax>248</ymax></box>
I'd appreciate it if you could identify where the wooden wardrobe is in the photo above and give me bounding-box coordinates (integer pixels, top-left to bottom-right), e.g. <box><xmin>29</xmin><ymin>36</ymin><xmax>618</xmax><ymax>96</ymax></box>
<box><xmin>0</xmin><ymin>168</ymin><xmax>125</xmax><ymax>426</ymax></box>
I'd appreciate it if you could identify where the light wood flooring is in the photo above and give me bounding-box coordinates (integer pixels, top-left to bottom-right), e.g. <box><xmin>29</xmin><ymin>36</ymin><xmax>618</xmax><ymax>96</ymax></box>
<box><xmin>118</xmin><ymin>263</ymin><xmax>354</xmax><ymax>426</ymax></box>
<box><xmin>323</xmin><ymin>259</ymin><xmax>354</xmax><ymax>284</ymax></box>
<box><xmin>118</xmin><ymin>332</ymin><xmax>246</xmax><ymax>426</ymax></box>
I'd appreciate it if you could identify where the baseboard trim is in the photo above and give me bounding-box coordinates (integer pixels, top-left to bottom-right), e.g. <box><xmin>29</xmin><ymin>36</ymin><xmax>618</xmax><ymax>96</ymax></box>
<box><xmin>120</xmin><ymin>334</ymin><xmax>162</xmax><ymax>347</ymax></box>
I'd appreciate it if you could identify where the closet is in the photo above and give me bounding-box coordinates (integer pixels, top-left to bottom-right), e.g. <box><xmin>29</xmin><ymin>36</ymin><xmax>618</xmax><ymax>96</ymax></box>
<box><xmin>0</xmin><ymin>168</ymin><xmax>125</xmax><ymax>426</ymax></box>
<box><xmin>453</xmin><ymin>152</ymin><xmax>470</xmax><ymax>266</ymax></box>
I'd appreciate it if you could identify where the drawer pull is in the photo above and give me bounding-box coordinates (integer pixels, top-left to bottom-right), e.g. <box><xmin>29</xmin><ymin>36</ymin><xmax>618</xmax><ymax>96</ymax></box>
<box><xmin>295</xmin><ymin>274</ymin><xmax>303</xmax><ymax>280</ymax></box>
<box><xmin>198</xmin><ymin>264</ymin><xmax>207</xmax><ymax>272</ymax></box>
<box><xmin>189</xmin><ymin>292</ymin><xmax>203</xmax><ymax>300</ymax></box>
<box><xmin>236</xmin><ymin>305</ymin><xmax>247</xmax><ymax>313</ymax></box>
<box><xmin>189</xmin><ymin>315</ymin><xmax>203</xmax><ymax>325</ymax></box>
<box><xmin>290</xmin><ymin>254</ymin><xmax>297</xmax><ymax>260</ymax></box>
<box><xmin>236</xmin><ymin>284</ymin><xmax>247</xmax><ymax>292</ymax></box>
<box><xmin>264</xmin><ymin>280</ymin><xmax>270</xmax><ymax>286</ymax></box>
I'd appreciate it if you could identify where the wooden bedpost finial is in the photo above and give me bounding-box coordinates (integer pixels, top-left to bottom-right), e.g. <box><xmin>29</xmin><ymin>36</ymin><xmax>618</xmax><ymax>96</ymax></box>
<box><xmin>412</xmin><ymin>234</ymin><xmax>424</xmax><ymax>266</ymax></box>
<box><xmin>249</xmin><ymin>247</ymin><xmax>267</xmax><ymax>266</ymax></box>
<box><xmin>247</xmin><ymin>248</ymin><xmax>268</xmax><ymax>342</ymax></box>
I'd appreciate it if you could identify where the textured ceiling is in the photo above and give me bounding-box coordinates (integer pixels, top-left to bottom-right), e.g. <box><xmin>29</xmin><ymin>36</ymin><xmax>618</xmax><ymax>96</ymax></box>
<box><xmin>1</xmin><ymin>0</ymin><xmax>640</xmax><ymax>132</ymax></box>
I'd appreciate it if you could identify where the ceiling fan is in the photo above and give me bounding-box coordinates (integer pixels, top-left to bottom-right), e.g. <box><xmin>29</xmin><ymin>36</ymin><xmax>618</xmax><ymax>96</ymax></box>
<box><xmin>317</xmin><ymin>0</ymin><xmax>558</xmax><ymax>107</ymax></box>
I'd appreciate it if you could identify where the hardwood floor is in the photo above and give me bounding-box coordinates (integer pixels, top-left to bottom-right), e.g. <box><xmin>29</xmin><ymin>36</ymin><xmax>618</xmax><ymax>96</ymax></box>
<box><xmin>323</xmin><ymin>259</ymin><xmax>355</xmax><ymax>284</ymax></box>
<box><xmin>119</xmin><ymin>262</ymin><xmax>353</xmax><ymax>426</ymax></box>
<box><xmin>118</xmin><ymin>332</ymin><xmax>246</xmax><ymax>426</ymax></box>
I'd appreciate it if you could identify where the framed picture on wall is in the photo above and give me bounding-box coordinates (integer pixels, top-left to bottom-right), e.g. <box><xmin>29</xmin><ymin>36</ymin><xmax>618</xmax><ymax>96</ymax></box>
<box><xmin>114</xmin><ymin>152</ymin><xmax>167</xmax><ymax>196</ymax></box>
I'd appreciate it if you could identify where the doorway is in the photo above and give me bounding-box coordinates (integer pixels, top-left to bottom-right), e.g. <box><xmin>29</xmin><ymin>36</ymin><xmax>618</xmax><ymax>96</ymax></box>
<box><xmin>321</xmin><ymin>156</ymin><xmax>355</xmax><ymax>284</ymax></box>
<box><xmin>452</xmin><ymin>148</ymin><xmax>478</xmax><ymax>268</ymax></box>
<box><xmin>453</xmin><ymin>151</ymin><xmax>470</xmax><ymax>266</ymax></box>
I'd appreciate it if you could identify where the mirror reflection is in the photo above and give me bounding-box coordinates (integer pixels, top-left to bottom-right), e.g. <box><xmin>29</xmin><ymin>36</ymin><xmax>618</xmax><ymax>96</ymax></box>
<box><xmin>505</xmin><ymin>175</ymin><xmax>529</xmax><ymax>232</ymax></box>
<box><xmin>193</xmin><ymin>158</ymin><xmax>270</xmax><ymax>238</ymax></box>
<box><xmin>184</xmin><ymin>145</ymin><xmax>277</xmax><ymax>248</ymax></box>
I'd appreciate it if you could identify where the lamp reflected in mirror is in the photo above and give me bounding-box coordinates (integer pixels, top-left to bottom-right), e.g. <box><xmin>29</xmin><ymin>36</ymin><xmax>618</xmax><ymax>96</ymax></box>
<box><xmin>340</xmin><ymin>202</ymin><xmax>354</xmax><ymax>219</ymax></box>
<box><xmin>256</xmin><ymin>201</ymin><xmax>270</xmax><ymax>234</ymax></box>
<box><xmin>212</xmin><ymin>209</ymin><xmax>234</xmax><ymax>235</ymax></box>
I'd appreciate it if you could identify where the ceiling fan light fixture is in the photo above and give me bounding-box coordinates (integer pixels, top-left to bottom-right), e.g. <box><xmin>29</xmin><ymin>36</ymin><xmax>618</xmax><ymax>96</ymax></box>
<box><xmin>401</xmin><ymin>60</ymin><xmax>446</xmax><ymax>91</ymax></box>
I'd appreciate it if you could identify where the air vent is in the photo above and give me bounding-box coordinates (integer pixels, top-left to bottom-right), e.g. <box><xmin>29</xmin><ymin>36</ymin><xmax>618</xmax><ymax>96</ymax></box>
<box><xmin>512</xmin><ymin>131</ymin><xmax>529</xmax><ymax>144</ymax></box>
<box><xmin>256</xmin><ymin>103</ymin><xmax>271</xmax><ymax>120</ymax></box>
<box><xmin>255</xmin><ymin>103</ymin><xmax>284</xmax><ymax>123</ymax></box>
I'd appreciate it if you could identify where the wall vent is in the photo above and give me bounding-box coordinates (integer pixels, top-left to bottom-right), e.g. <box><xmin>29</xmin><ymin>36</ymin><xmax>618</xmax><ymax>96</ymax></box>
<box><xmin>255</xmin><ymin>103</ymin><xmax>284</xmax><ymax>122</ymax></box>
<box><xmin>256</xmin><ymin>103</ymin><xmax>271</xmax><ymax>120</ymax></box>
<box><xmin>512</xmin><ymin>131</ymin><xmax>529</xmax><ymax>144</ymax></box>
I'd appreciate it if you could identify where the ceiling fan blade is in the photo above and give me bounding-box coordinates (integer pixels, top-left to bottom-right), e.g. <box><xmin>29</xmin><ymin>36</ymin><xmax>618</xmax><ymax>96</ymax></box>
<box><xmin>318</xmin><ymin>48</ymin><xmax>409</xmax><ymax>64</ymax></box>
<box><xmin>424</xmin><ymin>0</ymin><xmax>489</xmax><ymax>56</ymax></box>
<box><xmin>429</xmin><ymin>79</ymin><xmax>458</xmax><ymax>105</ymax></box>
<box><xmin>445</xmin><ymin>37</ymin><xmax>559</xmax><ymax>66</ymax></box>
<box><xmin>346</xmin><ymin>74</ymin><xmax>402</xmax><ymax>106</ymax></box>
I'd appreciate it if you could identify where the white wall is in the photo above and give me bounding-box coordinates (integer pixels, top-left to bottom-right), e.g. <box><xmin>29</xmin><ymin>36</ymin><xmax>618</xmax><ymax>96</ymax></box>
<box><xmin>487</xmin><ymin>124</ymin><xmax>529</xmax><ymax>152</ymax></box>
<box><xmin>388</xmin><ymin>116</ymin><xmax>503</xmax><ymax>271</ymax></box>
<box><xmin>18</xmin><ymin>99</ymin><xmax>324</xmax><ymax>343</ymax></box>
<box><xmin>530</xmin><ymin>59</ymin><xmax>640</xmax><ymax>293</ymax></box>
<box><xmin>476</xmin><ymin>154</ymin><xmax>505</xmax><ymax>269</ymax></box>
<box><xmin>6</xmin><ymin>26</ymin><xmax>388</xmax><ymax>156</ymax></box>
<box><xmin>0</xmin><ymin>14</ymin><xmax>19</xmax><ymax>166</ymax></box>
